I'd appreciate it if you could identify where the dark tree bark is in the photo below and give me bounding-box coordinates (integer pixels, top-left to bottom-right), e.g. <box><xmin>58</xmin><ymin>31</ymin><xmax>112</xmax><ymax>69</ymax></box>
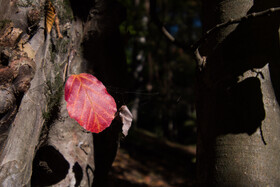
<box><xmin>197</xmin><ymin>0</ymin><xmax>280</xmax><ymax>185</ymax></box>
<box><xmin>0</xmin><ymin>0</ymin><xmax>126</xmax><ymax>186</ymax></box>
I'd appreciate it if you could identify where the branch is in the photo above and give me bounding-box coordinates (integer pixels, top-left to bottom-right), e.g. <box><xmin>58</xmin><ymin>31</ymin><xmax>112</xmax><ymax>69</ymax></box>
<box><xmin>149</xmin><ymin>0</ymin><xmax>191</xmax><ymax>51</ymax></box>
<box><xmin>149</xmin><ymin>1</ymin><xmax>280</xmax><ymax>68</ymax></box>
<box><xmin>191</xmin><ymin>7</ymin><xmax>280</xmax><ymax>50</ymax></box>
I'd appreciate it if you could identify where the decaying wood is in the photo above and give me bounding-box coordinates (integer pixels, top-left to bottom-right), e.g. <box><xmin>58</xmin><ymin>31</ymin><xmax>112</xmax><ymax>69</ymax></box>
<box><xmin>0</xmin><ymin>0</ymin><xmax>128</xmax><ymax>186</ymax></box>
<box><xmin>0</xmin><ymin>0</ymin><xmax>86</xmax><ymax>186</ymax></box>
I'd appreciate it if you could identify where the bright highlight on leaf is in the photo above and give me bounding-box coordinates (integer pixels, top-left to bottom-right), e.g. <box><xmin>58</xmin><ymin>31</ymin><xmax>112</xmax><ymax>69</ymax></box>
<box><xmin>65</xmin><ymin>73</ymin><xmax>117</xmax><ymax>133</ymax></box>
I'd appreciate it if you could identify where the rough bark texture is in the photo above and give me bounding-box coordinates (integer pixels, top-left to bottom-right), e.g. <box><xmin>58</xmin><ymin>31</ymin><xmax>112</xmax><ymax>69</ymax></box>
<box><xmin>0</xmin><ymin>0</ymin><xmax>126</xmax><ymax>186</ymax></box>
<box><xmin>197</xmin><ymin>0</ymin><xmax>280</xmax><ymax>185</ymax></box>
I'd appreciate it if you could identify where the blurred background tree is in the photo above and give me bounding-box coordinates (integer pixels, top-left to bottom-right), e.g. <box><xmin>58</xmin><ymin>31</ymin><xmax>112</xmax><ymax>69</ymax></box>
<box><xmin>116</xmin><ymin>0</ymin><xmax>201</xmax><ymax>145</ymax></box>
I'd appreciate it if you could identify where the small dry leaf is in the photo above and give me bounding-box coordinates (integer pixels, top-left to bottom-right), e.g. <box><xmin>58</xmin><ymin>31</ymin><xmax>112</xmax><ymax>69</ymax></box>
<box><xmin>21</xmin><ymin>43</ymin><xmax>35</xmax><ymax>59</ymax></box>
<box><xmin>54</xmin><ymin>16</ymin><xmax>63</xmax><ymax>38</ymax></box>
<box><xmin>118</xmin><ymin>105</ymin><xmax>133</xmax><ymax>136</ymax></box>
<box><xmin>45</xmin><ymin>0</ymin><xmax>56</xmax><ymax>34</ymax></box>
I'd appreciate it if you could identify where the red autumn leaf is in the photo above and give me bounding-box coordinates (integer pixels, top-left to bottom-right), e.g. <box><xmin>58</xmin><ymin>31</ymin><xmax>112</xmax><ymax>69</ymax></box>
<box><xmin>65</xmin><ymin>73</ymin><xmax>117</xmax><ymax>133</ymax></box>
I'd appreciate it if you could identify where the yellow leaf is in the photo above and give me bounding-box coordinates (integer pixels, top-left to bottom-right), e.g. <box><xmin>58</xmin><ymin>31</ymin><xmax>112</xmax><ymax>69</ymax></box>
<box><xmin>45</xmin><ymin>0</ymin><xmax>56</xmax><ymax>34</ymax></box>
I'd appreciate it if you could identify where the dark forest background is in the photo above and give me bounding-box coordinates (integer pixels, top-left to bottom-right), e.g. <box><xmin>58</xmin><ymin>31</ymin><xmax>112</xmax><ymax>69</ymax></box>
<box><xmin>108</xmin><ymin>1</ymin><xmax>201</xmax><ymax>186</ymax></box>
<box><xmin>117</xmin><ymin>0</ymin><xmax>200</xmax><ymax>143</ymax></box>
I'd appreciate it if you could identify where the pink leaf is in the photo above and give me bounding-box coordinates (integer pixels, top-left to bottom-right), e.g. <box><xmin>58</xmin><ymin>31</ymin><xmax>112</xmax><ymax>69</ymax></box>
<box><xmin>65</xmin><ymin>73</ymin><xmax>117</xmax><ymax>133</ymax></box>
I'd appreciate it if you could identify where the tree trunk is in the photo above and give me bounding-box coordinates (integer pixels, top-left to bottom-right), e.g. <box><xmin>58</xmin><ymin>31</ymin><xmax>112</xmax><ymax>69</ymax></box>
<box><xmin>197</xmin><ymin>0</ymin><xmax>280</xmax><ymax>185</ymax></box>
<box><xmin>0</xmin><ymin>0</ymin><xmax>126</xmax><ymax>186</ymax></box>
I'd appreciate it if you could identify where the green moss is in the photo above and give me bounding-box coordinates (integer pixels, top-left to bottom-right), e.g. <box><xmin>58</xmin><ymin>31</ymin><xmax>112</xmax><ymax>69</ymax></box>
<box><xmin>16</xmin><ymin>0</ymin><xmax>33</xmax><ymax>7</ymax></box>
<box><xmin>42</xmin><ymin>68</ymin><xmax>64</xmax><ymax>125</ymax></box>
<box><xmin>57</xmin><ymin>0</ymin><xmax>74</xmax><ymax>24</ymax></box>
<box><xmin>49</xmin><ymin>44</ymin><xmax>56</xmax><ymax>63</ymax></box>
<box><xmin>56</xmin><ymin>38</ymin><xmax>70</xmax><ymax>54</ymax></box>
<box><xmin>63</xmin><ymin>0</ymin><xmax>74</xmax><ymax>20</ymax></box>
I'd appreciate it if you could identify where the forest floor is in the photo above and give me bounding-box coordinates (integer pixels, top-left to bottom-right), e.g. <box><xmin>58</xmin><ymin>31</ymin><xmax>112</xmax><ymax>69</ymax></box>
<box><xmin>108</xmin><ymin>129</ymin><xmax>196</xmax><ymax>187</ymax></box>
